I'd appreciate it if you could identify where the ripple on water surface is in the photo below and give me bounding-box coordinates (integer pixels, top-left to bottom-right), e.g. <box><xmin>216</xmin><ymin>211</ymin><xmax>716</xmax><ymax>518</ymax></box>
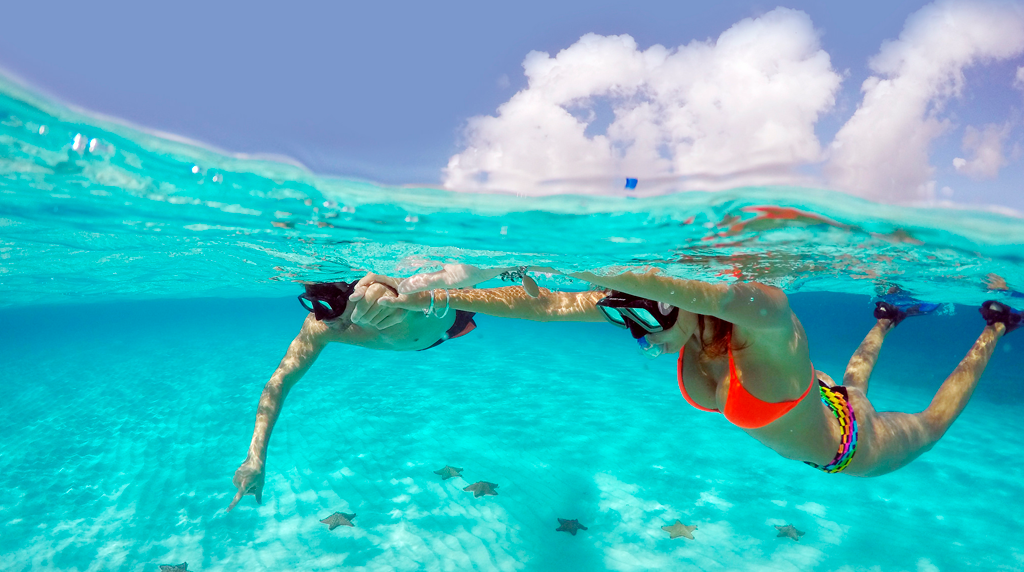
<box><xmin>2</xmin><ymin>77</ymin><xmax>1024</xmax><ymax>309</ymax></box>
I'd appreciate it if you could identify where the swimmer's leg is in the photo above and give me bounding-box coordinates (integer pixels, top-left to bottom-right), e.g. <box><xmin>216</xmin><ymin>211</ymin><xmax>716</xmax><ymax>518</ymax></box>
<box><xmin>842</xmin><ymin>318</ymin><xmax>896</xmax><ymax>394</ymax></box>
<box><xmin>918</xmin><ymin>302</ymin><xmax>1019</xmax><ymax>439</ymax></box>
<box><xmin>920</xmin><ymin>323</ymin><xmax>1004</xmax><ymax>438</ymax></box>
<box><xmin>854</xmin><ymin>323</ymin><xmax>1004</xmax><ymax>476</ymax></box>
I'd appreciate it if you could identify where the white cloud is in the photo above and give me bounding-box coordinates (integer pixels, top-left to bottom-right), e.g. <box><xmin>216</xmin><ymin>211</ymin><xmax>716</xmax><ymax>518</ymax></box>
<box><xmin>825</xmin><ymin>0</ymin><xmax>1024</xmax><ymax>201</ymax></box>
<box><xmin>447</xmin><ymin>1</ymin><xmax>1024</xmax><ymax>203</ymax></box>
<box><xmin>444</xmin><ymin>8</ymin><xmax>840</xmax><ymax>195</ymax></box>
<box><xmin>953</xmin><ymin>123</ymin><xmax>1011</xmax><ymax>178</ymax></box>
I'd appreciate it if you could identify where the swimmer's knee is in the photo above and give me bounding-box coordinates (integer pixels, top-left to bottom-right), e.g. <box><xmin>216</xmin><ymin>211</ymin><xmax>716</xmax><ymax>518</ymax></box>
<box><xmin>919</xmin><ymin>438</ymin><xmax>937</xmax><ymax>454</ymax></box>
<box><xmin>919</xmin><ymin>412</ymin><xmax>948</xmax><ymax>446</ymax></box>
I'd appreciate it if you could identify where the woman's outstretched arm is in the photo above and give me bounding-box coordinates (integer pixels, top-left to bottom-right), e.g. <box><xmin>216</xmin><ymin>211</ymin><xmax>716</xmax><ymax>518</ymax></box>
<box><xmin>382</xmin><ymin>285</ymin><xmax>607</xmax><ymax>322</ymax></box>
<box><xmin>562</xmin><ymin>268</ymin><xmax>791</xmax><ymax>330</ymax></box>
<box><xmin>389</xmin><ymin>263</ymin><xmax>788</xmax><ymax>328</ymax></box>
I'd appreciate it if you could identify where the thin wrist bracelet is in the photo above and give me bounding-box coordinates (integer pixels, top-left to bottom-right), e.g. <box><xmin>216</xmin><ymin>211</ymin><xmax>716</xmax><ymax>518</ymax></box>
<box><xmin>424</xmin><ymin>289</ymin><xmax>435</xmax><ymax>316</ymax></box>
<box><xmin>499</xmin><ymin>266</ymin><xmax>529</xmax><ymax>282</ymax></box>
<box><xmin>438</xmin><ymin>289</ymin><xmax>451</xmax><ymax>319</ymax></box>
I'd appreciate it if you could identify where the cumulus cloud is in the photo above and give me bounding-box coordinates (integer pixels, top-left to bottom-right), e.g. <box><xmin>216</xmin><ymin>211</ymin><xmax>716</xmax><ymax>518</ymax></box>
<box><xmin>446</xmin><ymin>1</ymin><xmax>1024</xmax><ymax>202</ymax></box>
<box><xmin>444</xmin><ymin>8</ymin><xmax>841</xmax><ymax>195</ymax></box>
<box><xmin>953</xmin><ymin>123</ymin><xmax>1011</xmax><ymax>178</ymax></box>
<box><xmin>825</xmin><ymin>0</ymin><xmax>1024</xmax><ymax>201</ymax></box>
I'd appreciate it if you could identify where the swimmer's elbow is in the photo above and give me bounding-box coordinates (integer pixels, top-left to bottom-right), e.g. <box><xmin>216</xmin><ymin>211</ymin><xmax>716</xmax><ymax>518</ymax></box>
<box><xmin>721</xmin><ymin>284</ymin><xmax>792</xmax><ymax>329</ymax></box>
<box><xmin>545</xmin><ymin>291</ymin><xmax>603</xmax><ymax>322</ymax></box>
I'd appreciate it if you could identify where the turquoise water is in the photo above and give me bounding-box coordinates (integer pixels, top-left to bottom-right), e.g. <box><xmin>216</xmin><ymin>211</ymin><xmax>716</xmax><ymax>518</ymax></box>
<box><xmin>2</xmin><ymin>77</ymin><xmax>1023</xmax><ymax>571</ymax></box>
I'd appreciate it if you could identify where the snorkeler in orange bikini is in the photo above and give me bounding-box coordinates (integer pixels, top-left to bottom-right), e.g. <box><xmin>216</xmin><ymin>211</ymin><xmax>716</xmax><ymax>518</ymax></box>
<box><xmin>381</xmin><ymin>266</ymin><xmax>1019</xmax><ymax>477</ymax></box>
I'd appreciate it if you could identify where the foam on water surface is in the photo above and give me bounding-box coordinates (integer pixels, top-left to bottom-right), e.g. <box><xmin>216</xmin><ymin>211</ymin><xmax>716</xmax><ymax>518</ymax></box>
<box><xmin>2</xmin><ymin>76</ymin><xmax>1024</xmax><ymax>309</ymax></box>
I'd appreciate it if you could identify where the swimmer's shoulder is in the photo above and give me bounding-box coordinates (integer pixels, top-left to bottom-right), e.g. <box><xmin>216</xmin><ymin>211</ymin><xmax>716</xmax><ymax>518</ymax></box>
<box><xmin>300</xmin><ymin>314</ymin><xmax>354</xmax><ymax>344</ymax></box>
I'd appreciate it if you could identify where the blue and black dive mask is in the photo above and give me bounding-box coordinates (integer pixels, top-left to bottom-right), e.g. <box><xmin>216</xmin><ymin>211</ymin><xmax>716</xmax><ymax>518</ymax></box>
<box><xmin>298</xmin><ymin>282</ymin><xmax>354</xmax><ymax>321</ymax></box>
<box><xmin>596</xmin><ymin>291</ymin><xmax>679</xmax><ymax>339</ymax></box>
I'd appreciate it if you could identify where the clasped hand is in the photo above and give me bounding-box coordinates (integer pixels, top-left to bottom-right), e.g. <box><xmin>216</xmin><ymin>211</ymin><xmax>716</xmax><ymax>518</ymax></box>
<box><xmin>347</xmin><ymin>273</ymin><xmax>410</xmax><ymax>329</ymax></box>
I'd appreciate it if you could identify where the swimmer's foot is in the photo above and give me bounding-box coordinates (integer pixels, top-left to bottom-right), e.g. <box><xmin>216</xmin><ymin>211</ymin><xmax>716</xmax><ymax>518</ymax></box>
<box><xmin>874</xmin><ymin>301</ymin><xmax>908</xmax><ymax>327</ymax></box>
<box><xmin>874</xmin><ymin>301</ymin><xmax>944</xmax><ymax>327</ymax></box>
<box><xmin>979</xmin><ymin>300</ymin><xmax>1023</xmax><ymax>334</ymax></box>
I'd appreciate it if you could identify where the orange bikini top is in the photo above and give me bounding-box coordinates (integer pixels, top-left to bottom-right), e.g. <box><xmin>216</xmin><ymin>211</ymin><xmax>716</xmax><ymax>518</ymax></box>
<box><xmin>676</xmin><ymin>332</ymin><xmax>813</xmax><ymax>429</ymax></box>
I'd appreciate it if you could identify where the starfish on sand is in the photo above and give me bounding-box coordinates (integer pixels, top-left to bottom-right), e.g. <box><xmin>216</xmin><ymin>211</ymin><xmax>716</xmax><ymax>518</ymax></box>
<box><xmin>662</xmin><ymin>520</ymin><xmax>697</xmax><ymax>540</ymax></box>
<box><xmin>775</xmin><ymin>524</ymin><xmax>805</xmax><ymax>541</ymax></box>
<box><xmin>320</xmin><ymin>512</ymin><xmax>357</xmax><ymax>530</ymax></box>
<box><xmin>556</xmin><ymin>518</ymin><xmax>588</xmax><ymax>536</ymax></box>
<box><xmin>159</xmin><ymin>564</ymin><xmax>188</xmax><ymax>572</ymax></box>
<box><xmin>463</xmin><ymin>481</ymin><xmax>499</xmax><ymax>498</ymax></box>
<box><xmin>433</xmin><ymin>465</ymin><xmax>463</xmax><ymax>480</ymax></box>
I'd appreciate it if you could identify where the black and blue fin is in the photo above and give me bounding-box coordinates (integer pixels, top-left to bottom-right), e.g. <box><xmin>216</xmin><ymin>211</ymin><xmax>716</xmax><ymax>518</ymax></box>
<box><xmin>980</xmin><ymin>300</ymin><xmax>1022</xmax><ymax>334</ymax></box>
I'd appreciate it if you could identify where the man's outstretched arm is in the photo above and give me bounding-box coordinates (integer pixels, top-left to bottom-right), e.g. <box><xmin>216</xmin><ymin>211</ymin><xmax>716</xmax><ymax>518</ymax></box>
<box><xmin>228</xmin><ymin>315</ymin><xmax>327</xmax><ymax>511</ymax></box>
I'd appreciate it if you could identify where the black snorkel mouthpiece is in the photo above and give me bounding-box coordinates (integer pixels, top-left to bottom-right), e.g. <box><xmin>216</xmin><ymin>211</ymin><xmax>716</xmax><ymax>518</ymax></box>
<box><xmin>298</xmin><ymin>281</ymin><xmax>355</xmax><ymax>321</ymax></box>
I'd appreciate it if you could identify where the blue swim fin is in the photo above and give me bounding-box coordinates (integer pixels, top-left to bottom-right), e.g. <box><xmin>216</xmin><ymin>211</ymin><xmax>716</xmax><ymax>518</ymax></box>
<box><xmin>873</xmin><ymin>301</ymin><xmax>946</xmax><ymax>327</ymax></box>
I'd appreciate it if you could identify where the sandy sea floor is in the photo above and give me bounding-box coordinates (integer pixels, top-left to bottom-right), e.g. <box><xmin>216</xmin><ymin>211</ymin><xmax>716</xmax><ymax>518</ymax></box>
<box><xmin>1</xmin><ymin>294</ymin><xmax>1021</xmax><ymax>572</ymax></box>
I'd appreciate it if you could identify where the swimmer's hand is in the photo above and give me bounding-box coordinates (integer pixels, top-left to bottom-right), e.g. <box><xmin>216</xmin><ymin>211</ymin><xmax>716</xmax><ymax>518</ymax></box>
<box><xmin>349</xmin><ymin>273</ymin><xmax>408</xmax><ymax>329</ymax></box>
<box><xmin>398</xmin><ymin>264</ymin><xmax>544</xmax><ymax>297</ymax></box>
<box><xmin>228</xmin><ymin>459</ymin><xmax>265</xmax><ymax>512</ymax></box>
<box><xmin>985</xmin><ymin>273</ymin><xmax>1009</xmax><ymax>291</ymax></box>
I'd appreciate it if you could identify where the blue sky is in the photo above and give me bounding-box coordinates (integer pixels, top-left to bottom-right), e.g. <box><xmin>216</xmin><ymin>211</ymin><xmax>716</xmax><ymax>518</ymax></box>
<box><xmin>1</xmin><ymin>0</ymin><xmax>1022</xmax><ymax>209</ymax></box>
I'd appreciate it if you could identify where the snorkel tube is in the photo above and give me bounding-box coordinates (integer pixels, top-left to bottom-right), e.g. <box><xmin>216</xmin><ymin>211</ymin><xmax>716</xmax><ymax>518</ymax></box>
<box><xmin>637</xmin><ymin>336</ymin><xmax>667</xmax><ymax>358</ymax></box>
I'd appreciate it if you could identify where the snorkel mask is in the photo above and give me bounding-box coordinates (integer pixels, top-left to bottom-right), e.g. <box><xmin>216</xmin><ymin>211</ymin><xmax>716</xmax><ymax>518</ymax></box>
<box><xmin>597</xmin><ymin>291</ymin><xmax>679</xmax><ymax>358</ymax></box>
<box><xmin>596</xmin><ymin>291</ymin><xmax>679</xmax><ymax>338</ymax></box>
<box><xmin>298</xmin><ymin>282</ymin><xmax>355</xmax><ymax>321</ymax></box>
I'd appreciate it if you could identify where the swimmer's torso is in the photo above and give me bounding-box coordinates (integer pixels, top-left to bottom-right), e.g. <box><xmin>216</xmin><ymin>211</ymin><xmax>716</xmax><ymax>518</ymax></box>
<box><xmin>317</xmin><ymin>312</ymin><xmax>456</xmax><ymax>352</ymax></box>
<box><xmin>678</xmin><ymin>315</ymin><xmax>841</xmax><ymax>465</ymax></box>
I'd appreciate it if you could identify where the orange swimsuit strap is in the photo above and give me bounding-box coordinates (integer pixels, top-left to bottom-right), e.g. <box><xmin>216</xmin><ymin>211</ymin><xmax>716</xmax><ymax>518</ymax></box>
<box><xmin>676</xmin><ymin>332</ymin><xmax>813</xmax><ymax>429</ymax></box>
<box><xmin>676</xmin><ymin>348</ymin><xmax>719</xmax><ymax>412</ymax></box>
